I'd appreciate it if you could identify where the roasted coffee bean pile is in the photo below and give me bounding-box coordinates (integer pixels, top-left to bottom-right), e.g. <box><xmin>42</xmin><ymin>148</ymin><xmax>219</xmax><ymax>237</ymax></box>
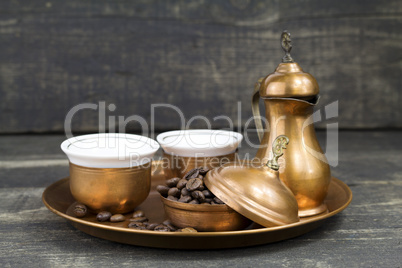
<box><xmin>73</xmin><ymin>204</ymin><xmax>197</xmax><ymax>232</ymax></box>
<box><xmin>157</xmin><ymin>167</ymin><xmax>225</xmax><ymax>205</ymax></box>
<box><xmin>128</xmin><ymin>211</ymin><xmax>197</xmax><ymax>232</ymax></box>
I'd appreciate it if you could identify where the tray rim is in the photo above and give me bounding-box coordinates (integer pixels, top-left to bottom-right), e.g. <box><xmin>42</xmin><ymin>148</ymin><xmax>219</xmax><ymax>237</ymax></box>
<box><xmin>42</xmin><ymin>176</ymin><xmax>352</xmax><ymax>238</ymax></box>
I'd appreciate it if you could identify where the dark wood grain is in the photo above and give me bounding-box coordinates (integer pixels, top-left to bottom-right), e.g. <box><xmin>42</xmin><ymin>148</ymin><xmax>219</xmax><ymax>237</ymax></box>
<box><xmin>0</xmin><ymin>131</ymin><xmax>401</xmax><ymax>266</ymax></box>
<box><xmin>0</xmin><ymin>1</ymin><xmax>401</xmax><ymax>133</ymax></box>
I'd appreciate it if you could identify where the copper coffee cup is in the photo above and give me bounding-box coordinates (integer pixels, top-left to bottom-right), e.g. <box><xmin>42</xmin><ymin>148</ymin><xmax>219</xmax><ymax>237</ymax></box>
<box><xmin>61</xmin><ymin>133</ymin><xmax>159</xmax><ymax>214</ymax></box>
<box><xmin>156</xmin><ymin>130</ymin><xmax>243</xmax><ymax>179</ymax></box>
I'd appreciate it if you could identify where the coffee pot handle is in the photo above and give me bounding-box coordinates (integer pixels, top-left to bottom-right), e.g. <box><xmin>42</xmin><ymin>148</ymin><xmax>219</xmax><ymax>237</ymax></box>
<box><xmin>252</xmin><ymin>78</ymin><xmax>265</xmax><ymax>142</ymax></box>
<box><xmin>267</xmin><ymin>135</ymin><xmax>289</xmax><ymax>171</ymax></box>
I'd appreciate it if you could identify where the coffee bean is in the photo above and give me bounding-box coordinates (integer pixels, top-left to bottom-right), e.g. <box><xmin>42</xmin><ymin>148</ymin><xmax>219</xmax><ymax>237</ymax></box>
<box><xmin>198</xmin><ymin>185</ymin><xmax>205</xmax><ymax>191</ymax></box>
<box><xmin>167</xmin><ymin>195</ymin><xmax>178</xmax><ymax>201</ymax></box>
<box><xmin>202</xmin><ymin>190</ymin><xmax>214</xmax><ymax>198</ymax></box>
<box><xmin>201</xmin><ymin>202</ymin><xmax>211</xmax><ymax>205</ymax></box>
<box><xmin>178</xmin><ymin>195</ymin><xmax>192</xmax><ymax>203</ymax></box>
<box><xmin>204</xmin><ymin>198</ymin><xmax>213</xmax><ymax>203</ymax></box>
<box><xmin>186</xmin><ymin>178</ymin><xmax>202</xmax><ymax>191</ymax></box>
<box><xmin>132</xmin><ymin>210</ymin><xmax>145</xmax><ymax>218</ymax></box>
<box><xmin>162</xmin><ymin>220</ymin><xmax>177</xmax><ymax>231</ymax></box>
<box><xmin>73</xmin><ymin>203</ymin><xmax>87</xmax><ymax>218</ymax></box>
<box><xmin>146</xmin><ymin>222</ymin><xmax>159</xmax><ymax>230</ymax></box>
<box><xmin>162</xmin><ymin>220</ymin><xmax>172</xmax><ymax>225</ymax></box>
<box><xmin>184</xmin><ymin>168</ymin><xmax>199</xmax><ymax>180</ymax></box>
<box><xmin>124</xmin><ymin>211</ymin><xmax>189</xmax><ymax>233</ymax></box>
<box><xmin>154</xmin><ymin>224</ymin><xmax>170</xmax><ymax>232</ymax></box>
<box><xmin>189</xmin><ymin>199</ymin><xmax>200</xmax><ymax>204</ymax></box>
<box><xmin>213</xmin><ymin>197</ymin><xmax>225</xmax><ymax>204</ymax></box>
<box><xmin>211</xmin><ymin>201</ymin><xmax>218</xmax><ymax>205</ymax></box>
<box><xmin>181</xmin><ymin>187</ymin><xmax>190</xmax><ymax>196</ymax></box>
<box><xmin>198</xmin><ymin>166</ymin><xmax>210</xmax><ymax>175</ymax></box>
<box><xmin>128</xmin><ymin>222</ymin><xmax>144</xmax><ymax>227</ymax></box>
<box><xmin>110</xmin><ymin>214</ymin><xmax>125</xmax><ymax>222</ymax></box>
<box><xmin>180</xmin><ymin>227</ymin><xmax>198</xmax><ymax>233</ymax></box>
<box><xmin>166</xmin><ymin>177</ymin><xmax>180</xmax><ymax>187</ymax></box>
<box><xmin>128</xmin><ymin>222</ymin><xmax>146</xmax><ymax>229</ymax></box>
<box><xmin>168</xmin><ymin>187</ymin><xmax>180</xmax><ymax>197</ymax></box>
<box><xmin>197</xmin><ymin>174</ymin><xmax>204</xmax><ymax>179</ymax></box>
<box><xmin>199</xmin><ymin>167</ymin><xmax>210</xmax><ymax>176</ymax></box>
<box><xmin>156</xmin><ymin>185</ymin><xmax>170</xmax><ymax>196</ymax></box>
<box><xmin>191</xmin><ymin>190</ymin><xmax>205</xmax><ymax>202</ymax></box>
<box><xmin>96</xmin><ymin>211</ymin><xmax>112</xmax><ymax>222</ymax></box>
<box><xmin>176</xmin><ymin>179</ymin><xmax>188</xmax><ymax>190</ymax></box>
<box><xmin>130</xmin><ymin>216</ymin><xmax>148</xmax><ymax>222</ymax></box>
<box><xmin>165</xmin><ymin>224</ymin><xmax>177</xmax><ymax>231</ymax></box>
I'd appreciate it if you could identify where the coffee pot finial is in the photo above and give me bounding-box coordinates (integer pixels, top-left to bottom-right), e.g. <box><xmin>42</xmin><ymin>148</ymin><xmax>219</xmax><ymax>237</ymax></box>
<box><xmin>281</xmin><ymin>30</ymin><xmax>294</xmax><ymax>63</ymax></box>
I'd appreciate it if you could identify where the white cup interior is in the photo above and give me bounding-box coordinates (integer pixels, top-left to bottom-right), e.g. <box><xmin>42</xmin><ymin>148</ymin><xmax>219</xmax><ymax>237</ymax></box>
<box><xmin>157</xmin><ymin>130</ymin><xmax>243</xmax><ymax>157</ymax></box>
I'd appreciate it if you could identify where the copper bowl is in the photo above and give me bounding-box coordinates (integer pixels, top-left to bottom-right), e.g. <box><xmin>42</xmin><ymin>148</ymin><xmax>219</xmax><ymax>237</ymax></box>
<box><xmin>160</xmin><ymin>195</ymin><xmax>252</xmax><ymax>232</ymax></box>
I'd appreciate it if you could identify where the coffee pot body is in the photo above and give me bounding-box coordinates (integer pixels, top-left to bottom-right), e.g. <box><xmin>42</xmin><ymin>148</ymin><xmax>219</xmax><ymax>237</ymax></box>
<box><xmin>253</xmin><ymin>95</ymin><xmax>331</xmax><ymax>216</ymax></box>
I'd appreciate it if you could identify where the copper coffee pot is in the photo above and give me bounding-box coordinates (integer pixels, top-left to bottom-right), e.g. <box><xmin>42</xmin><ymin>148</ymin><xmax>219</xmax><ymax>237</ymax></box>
<box><xmin>252</xmin><ymin>31</ymin><xmax>331</xmax><ymax>217</ymax></box>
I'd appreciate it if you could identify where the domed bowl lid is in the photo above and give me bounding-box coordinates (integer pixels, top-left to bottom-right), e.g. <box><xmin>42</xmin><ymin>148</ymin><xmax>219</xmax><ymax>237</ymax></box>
<box><xmin>204</xmin><ymin>161</ymin><xmax>299</xmax><ymax>227</ymax></box>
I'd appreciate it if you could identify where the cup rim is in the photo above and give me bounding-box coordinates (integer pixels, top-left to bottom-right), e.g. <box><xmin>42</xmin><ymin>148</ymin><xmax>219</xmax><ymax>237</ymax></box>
<box><xmin>156</xmin><ymin>129</ymin><xmax>243</xmax><ymax>157</ymax></box>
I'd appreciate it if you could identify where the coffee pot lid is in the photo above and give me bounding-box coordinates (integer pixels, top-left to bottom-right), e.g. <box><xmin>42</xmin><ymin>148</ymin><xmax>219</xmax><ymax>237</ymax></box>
<box><xmin>259</xmin><ymin>31</ymin><xmax>319</xmax><ymax>99</ymax></box>
<box><xmin>204</xmin><ymin>135</ymin><xmax>299</xmax><ymax>227</ymax></box>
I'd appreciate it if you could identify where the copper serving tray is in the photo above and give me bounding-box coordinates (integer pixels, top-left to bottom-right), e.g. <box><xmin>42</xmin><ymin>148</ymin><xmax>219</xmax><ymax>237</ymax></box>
<box><xmin>42</xmin><ymin>161</ymin><xmax>352</xmax><ymax>249</ymax></box>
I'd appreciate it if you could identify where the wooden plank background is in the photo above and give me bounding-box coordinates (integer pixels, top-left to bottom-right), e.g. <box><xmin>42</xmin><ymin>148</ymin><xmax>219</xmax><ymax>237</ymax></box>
<box><xmin>0</xmin><ymin>0</ymin><xmax>401</xmax><ymax>133</ymax></box>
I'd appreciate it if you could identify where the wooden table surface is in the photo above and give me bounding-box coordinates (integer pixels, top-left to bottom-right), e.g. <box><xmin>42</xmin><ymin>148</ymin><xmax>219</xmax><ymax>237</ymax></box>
<box><xmin>0</xmin><ymin>131</ymin><xmax>401</xmax><ymax>267</ymax></box>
